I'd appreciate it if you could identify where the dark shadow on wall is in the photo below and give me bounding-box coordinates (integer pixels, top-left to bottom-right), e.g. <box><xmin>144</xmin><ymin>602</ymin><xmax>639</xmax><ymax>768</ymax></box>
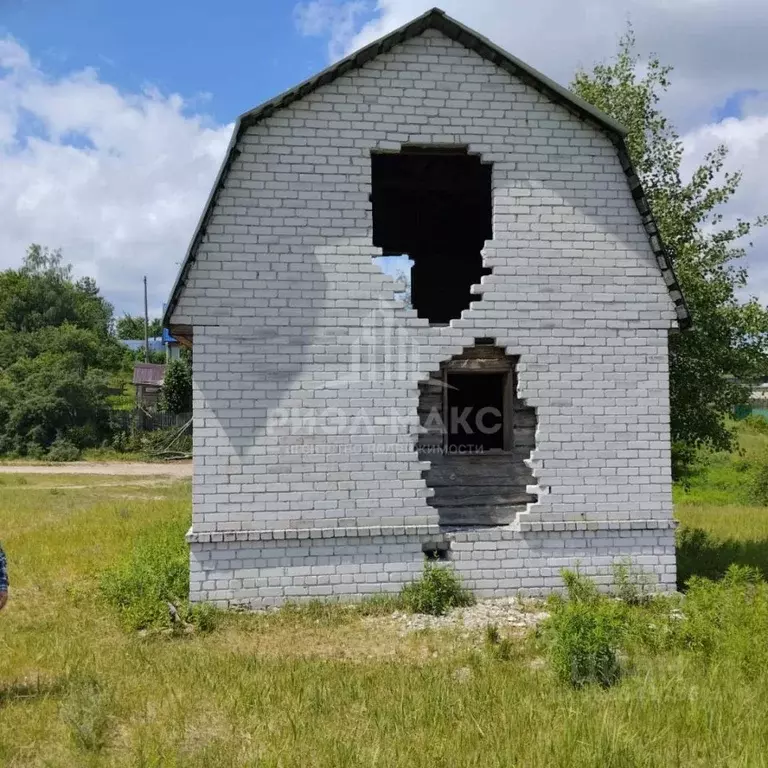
<box><xmin>218</xmin><ymin>248</ymin><xmax>327</xmax><ymax>457</ymax></box>
<box><xmin>676</xmin><ymin>526</ymin><xmax>768</xmax><ymax>589</ymax></box>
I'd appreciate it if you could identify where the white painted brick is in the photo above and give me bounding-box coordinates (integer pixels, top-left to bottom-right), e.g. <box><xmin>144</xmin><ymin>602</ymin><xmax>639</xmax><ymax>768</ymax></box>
<box><xmin>175</xmin><ymin>29</ymin><xmax>678</xmax><ymax>605</ymax></box>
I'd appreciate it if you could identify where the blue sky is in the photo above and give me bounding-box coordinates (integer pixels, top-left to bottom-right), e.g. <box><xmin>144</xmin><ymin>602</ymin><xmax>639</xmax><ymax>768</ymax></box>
<box><xmin>1</xmin><ymin>0</ymin><xmax>336</xmax><ymax>124</ymax></box>
<box><xmin>1</xmin><ymin>0</ymin><xmax>767</xmax><ymax>317</ymax></box>
<box><xmin>1</xmin><ymin>0</ymin><xmax>754</xmax><ymax>125</ymax></box>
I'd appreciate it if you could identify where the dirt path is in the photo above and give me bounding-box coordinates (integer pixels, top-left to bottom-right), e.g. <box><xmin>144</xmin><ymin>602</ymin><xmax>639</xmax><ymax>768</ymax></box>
<box><xmin>0</xmin><ymin>461</ymin><xmax>192</xmax><ymax>477</ymax></box>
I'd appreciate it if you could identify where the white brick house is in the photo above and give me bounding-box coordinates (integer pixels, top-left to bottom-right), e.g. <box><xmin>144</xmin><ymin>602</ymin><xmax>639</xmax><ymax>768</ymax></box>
<box><xmin>164</xmin><ymin>8</ymin><xmax>689</xmax><ymax>607</ymax></box>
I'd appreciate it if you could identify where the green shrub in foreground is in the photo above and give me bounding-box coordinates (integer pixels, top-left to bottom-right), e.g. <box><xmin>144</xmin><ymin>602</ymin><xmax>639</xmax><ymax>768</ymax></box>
<box><xmin>543</xmin><ymin>565</ymin><xmax>768</xmax><ymax>688</ymax></box>
<box><xmin>100</xmin><ymin>518</ymin><xmax>216</xmax><ymax>633</ymax></box>
<box><xmin>544</xmin><ymin>570</ymin><xmax>626</xmax><ymax>688</ymax></box>
<box><xmin>612</xmin><ymin>559</ymin><xmax>654</xmax><ymax>606</ymax></box>
<box><xmin>681</xmin><ymin>564</ymin><xmax>768</xmax><ymax>666</ymax></box>
<box><xmin>399</xmin><ymin>562</ymin><xmax>475</xmax><ymax>616</ymax></box>
<box><xmin>60</xmin><ymin>674</ymin><xmax>114</xmax><ymax>753</ymax></box>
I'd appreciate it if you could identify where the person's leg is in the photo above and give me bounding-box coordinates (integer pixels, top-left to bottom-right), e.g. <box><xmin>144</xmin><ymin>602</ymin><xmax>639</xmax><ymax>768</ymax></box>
<box><xmin>0</xmin><ymin>544</ymin><xmax>8</xmax><ymax>610</ymax></box>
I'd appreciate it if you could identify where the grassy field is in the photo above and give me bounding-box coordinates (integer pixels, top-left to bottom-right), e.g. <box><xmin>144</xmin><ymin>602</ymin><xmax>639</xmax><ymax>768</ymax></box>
<box><xmin>2</xmin><ymin>433</ymin><xmax>768</xmax><ymax>767</ymax></box>
<box><xmin>0</xmin><ymin>449</ymin><xmax>164</xmax><ymax>465</ymax></box>
<box><xmin>675</xmin><ymin>419</ymin><xmax>768</xmax><ymax>584</ymax></box>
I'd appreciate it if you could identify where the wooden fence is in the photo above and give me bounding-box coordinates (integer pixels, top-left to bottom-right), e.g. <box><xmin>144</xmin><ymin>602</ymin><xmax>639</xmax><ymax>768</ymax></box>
<box><xmin>111</xmin><ymin>409</ymin><xmax>192</xmax><ymax>434</ymax></box>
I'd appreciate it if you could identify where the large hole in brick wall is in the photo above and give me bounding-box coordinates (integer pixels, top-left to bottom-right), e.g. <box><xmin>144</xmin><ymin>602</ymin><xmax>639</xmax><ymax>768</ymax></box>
<box><xmin>418</xmin><ymin>342</ymin><xmax>538</xmax><ymax>527</ymax></box>
<box><xmin>371</xmin><ymin>147</ymin><xmax>492</xmax><ymax>324</ymax></box>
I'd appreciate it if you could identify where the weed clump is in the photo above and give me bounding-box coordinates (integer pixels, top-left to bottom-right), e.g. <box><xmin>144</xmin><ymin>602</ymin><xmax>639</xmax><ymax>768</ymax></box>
<box><xmin>613</xmin><ymin>560</ymin><xmax>654</xmax><ymax>606</ymax></box>
<box><xmin>543</xmin><ymin>570</ymin><xmax>626</xmax><ymax>688</ymax></box>
<box><xmin>60</xmin><ymin>675</ymin><xmax>114</xmax><ymax>753</ymax></box>
<box><xmin>748</xmin><ymin>449</ymin><xmax>768</xmax><ymax>505</ymax></box>
<box><xmin>100</xmin><ymin>518</ymin><xmax>217</xmax><ymax>633</ymax></box>
<box><xmin>484</xmin><ymin>624</ymin><xmax>516</xmax><ymax>661</ymax></box>
<box><xmin>543</xmin><ymin>564</ymin><xmax>768</xmax><ymax>689</ymax></box>
<box><xmin>399</xmin><ymin>562</ymin><xmax>475</xmax><ymax>616</ymax></box>
<box><xmin>681</xmin><ymin>564</ymin><xmax>768</xmax><ymax>667</ymax></box>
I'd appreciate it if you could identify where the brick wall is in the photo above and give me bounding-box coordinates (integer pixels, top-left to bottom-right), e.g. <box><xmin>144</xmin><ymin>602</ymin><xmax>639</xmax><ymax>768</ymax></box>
<box><xmin>172</xmin><ymin>29</ymin><xmax>678</xmax><ymax>605</ymax></box>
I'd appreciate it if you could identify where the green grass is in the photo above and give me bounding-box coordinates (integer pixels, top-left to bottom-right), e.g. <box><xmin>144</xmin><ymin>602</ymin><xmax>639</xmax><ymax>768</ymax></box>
<box><xmin>0</xmin><ymin>450</ymin><xmax>151</xmax><ymax>465</ymax></box>
<box><xmin>674</xmin><ymin>419</ymin><xmax>768</xmax><ymax>586</ymax></box>
<box><xmin>80</xmin><ymin>448</ymin><xmax>157</xmax><ymax>462</ymax></box>
<box><xmin>2</xmin><ymin>440</ymin><xmax>768</xmax><ymax>765</ymax></box>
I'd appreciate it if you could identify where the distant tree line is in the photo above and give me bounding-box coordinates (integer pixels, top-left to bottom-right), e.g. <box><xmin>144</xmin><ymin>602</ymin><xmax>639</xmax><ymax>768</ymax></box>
<box><xmin>2</xmin><ymin>33</ymin><xmax>767</xmax><ymax>466</ymax></box>
<box><xmin>0</xmin><ymin>246</ymin><xmax>191</xmax><ymax>459</ymax></box>
<box><xmin>116</xmin><ymin>314</ymin><xmax>163</xmax><ymax>340</ymax></box>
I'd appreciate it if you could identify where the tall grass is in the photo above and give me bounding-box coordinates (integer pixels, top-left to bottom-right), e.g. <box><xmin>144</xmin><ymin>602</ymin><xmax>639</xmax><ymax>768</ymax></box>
<box><xmin>1</xmin><ymin>456</ymin><xmax>768</xmax><ymax>765</ymax></box>
<box><xmin>99</xmin><ymin>518</ymin><xmax>190</xmax><ymax>630</ymax></box>
<box><xmin>675</xmin><ymin>418</ymin><xmax>768</xmax><ymax>587</ymax></box>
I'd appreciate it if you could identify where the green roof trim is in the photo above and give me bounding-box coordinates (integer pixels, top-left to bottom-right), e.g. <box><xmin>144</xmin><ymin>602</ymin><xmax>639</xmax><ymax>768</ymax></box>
<box><xmin>164</xmin><ymin>7</ymin><xmax>690</xmax><ymax>330</ymax></box>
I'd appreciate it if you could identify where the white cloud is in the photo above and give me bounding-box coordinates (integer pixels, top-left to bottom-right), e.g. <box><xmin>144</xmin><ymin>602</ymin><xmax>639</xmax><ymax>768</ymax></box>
<box><xmin>294</xmin><ymin>0</ymin><xmax>375</xmax><ymax>61</ymax></box>
<box><xmin>295</xmin><ymin>0</ymin><xmax>768</xmax><ymax>301</ymax></box>
<box><xmin>0</xmin><ymin>37</ymin><xmax>231</xmax><ymax>318</ymax></box>
<box><xmin>325</xmin><ymin>0</ymin><xmax>768</xmax><ymax>128</ymax></box>
<box><xmin>681</xmin><ymin>114</ymin><xmax>768</xmax><ymax>305</ymax></box>
<box><xmin>4</xmin><ymin>3</ymin><xmax>768</xmax><ymax>321</ymax></box>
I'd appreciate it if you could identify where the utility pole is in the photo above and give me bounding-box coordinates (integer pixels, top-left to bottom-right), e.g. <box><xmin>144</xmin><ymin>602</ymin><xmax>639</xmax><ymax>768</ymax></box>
<box><xmin>143</xmin><ymin>275</ymin><xmax>150</xmax><ymax>363</ymax></box>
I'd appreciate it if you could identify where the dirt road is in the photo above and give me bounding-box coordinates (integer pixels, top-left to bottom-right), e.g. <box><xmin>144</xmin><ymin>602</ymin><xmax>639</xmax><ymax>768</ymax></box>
<box><xmin>0</xmin><ymin>461</ymin><xmax>192</xmax><ymax>477</ymax></box>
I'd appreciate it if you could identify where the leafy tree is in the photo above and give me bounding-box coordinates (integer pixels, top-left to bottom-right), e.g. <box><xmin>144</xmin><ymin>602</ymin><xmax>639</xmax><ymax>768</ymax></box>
<box><xmin>0</xmin><ymin>245</ymin><xmax>126</xmax><ymax>457</ymax></box>
<box><xmin>0</xmin><ymin>351</ymin><xmax>112</xmax><ymax>456</ymax></box>
<box><xmin>161</xmin><ymin>355</ymin><xmax>192</xmax><ymax>414</ymax></box>
<box><xmin>116</xmin><ymin>314</ymin><xmax>163</xmax><ymax>340</ymax></box>
<box><xmin>572</xmin><ymin>31</ymin><xmax>768</xmax><ymax>463</ymax></box>
<box><xmin>0</xmin><ymin>246</ymin><xmax>113</xmax><ymax>335</ymax></box>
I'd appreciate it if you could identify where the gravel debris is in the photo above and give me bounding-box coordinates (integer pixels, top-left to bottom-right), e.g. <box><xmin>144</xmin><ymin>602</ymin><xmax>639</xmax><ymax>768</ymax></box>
<box><xmin>391</xmin><ymin>597</ymin><xmax>549</xmax><ymax>633</ymax></box>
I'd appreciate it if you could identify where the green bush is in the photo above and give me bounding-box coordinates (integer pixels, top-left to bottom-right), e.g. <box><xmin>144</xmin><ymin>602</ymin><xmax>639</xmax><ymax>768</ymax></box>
<box><xmin>108</xmin><ymin>426</ymin><xmax>192</xmax><ymax>457</ymax></box>
<box><xmin>749</xmin><ymin>449</ymin><xmax>768</xmax><ymax>505</ymax></box>
<box><xmin>186</xmin><ymin>602</ymin><xmax>219</xmax><ymax>634</ymax></box>
<box><xmin>47</xmin><ymin>436</ymin><xmax>81</xmax><ymax>462</ymax></box>
<box><xmin>743</xmin><ymin>414</ymin><xmax>768</xmax><ymax>434</ymax></box>
<box><xmin>540</xmin><ymin>567</ymin><xmax>768</xmax><ymax>688</ymax></box>
<box><xmin>100</xmin><ymin>518</ymin><xmax>216</xmax><ymax>633</ymax></box>
<box><xmin>680</xmin><ymin>565</ymin><xmax>768</xmax><ymax>667</ymax></box>
<box><xmin>110</xmin><ymin>430</ymin><xmax>130</xmax><ymax>453</ymax></box>
<box><xmin>399</xmin><ymin>562</ymin><xmax>475</xmax><ymax>616</ymax></box>
<box><xmin>484</xmin><ymin>624</ymin><xmax>516</xmax><ymax>661</ymax></box>
<box><xmin>161</xmin><ymin>356</ymin><xmax>192</xmax><ymax>414</ymax></box>
<box><xmin>543</xmin><ymin>570</ymin><xmax>626</xmax><ymax>688</ymax></box>
<box><xmin>612</xmin><ymin>560</ymin><xmax>654</xmax><ymax>606</ymax></box>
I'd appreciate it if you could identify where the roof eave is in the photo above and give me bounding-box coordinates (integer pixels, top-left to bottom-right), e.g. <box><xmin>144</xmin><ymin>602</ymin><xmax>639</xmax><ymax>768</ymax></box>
<box><xmin>163</xmin><ymin>118</ymin><xmax>243</xmax><ymax>329</ymax></box>
<box><xmin>612</xmin><ymin>137</ymin><xmax>691</xmax><ymax>330</ymax></box>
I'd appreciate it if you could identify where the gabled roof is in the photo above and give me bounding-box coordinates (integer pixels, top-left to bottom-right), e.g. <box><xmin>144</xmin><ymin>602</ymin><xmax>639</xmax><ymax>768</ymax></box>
<box><xmin>163</xmin><ymin>7</ymin><xmax>690</xmax><ymax>330</ymax></box>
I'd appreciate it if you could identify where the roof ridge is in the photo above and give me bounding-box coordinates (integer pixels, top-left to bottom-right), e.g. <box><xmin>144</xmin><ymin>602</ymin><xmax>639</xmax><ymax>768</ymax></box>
<box><xmin>163</xmin><ymin>9</ymin><xmax>689</xmax><ymax>330</ymax></box>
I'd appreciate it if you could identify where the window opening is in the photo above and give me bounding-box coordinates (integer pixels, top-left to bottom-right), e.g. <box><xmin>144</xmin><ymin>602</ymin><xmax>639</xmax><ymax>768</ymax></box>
<box><xmin>371</xmin><ymin>147</ymin><xmax>492</xmax><ymax>324</ymax></box>
<box><xmin>446</xmin><ymin>372</ymin><xmax>506</xmax><ymax>452</ymax></box>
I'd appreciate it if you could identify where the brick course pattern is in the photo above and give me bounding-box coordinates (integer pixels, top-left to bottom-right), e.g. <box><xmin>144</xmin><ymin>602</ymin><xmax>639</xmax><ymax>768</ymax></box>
<box><xmin>172</xmin><ymin>29</ymin><xmax>679</xmax><ymax>606</ymax></box>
